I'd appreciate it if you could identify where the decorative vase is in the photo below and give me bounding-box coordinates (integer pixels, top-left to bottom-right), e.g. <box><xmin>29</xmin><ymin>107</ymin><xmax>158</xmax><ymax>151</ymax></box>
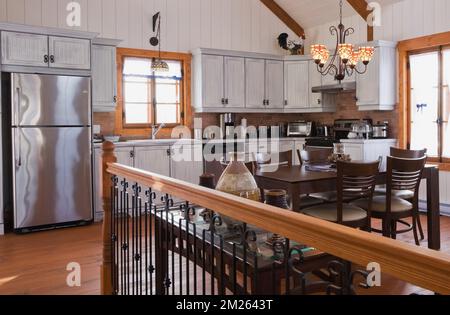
<box><xmin>216</xmin><ymin>153</ymin><xmax>261</xmax><ymax>229</ymax></box>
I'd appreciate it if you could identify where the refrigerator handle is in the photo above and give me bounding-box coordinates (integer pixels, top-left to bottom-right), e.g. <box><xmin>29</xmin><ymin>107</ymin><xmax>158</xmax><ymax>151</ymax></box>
<box><xmin>15</xmin><ymin>87</ymin><xmax>22</xmax><ymax>168</ymax></box>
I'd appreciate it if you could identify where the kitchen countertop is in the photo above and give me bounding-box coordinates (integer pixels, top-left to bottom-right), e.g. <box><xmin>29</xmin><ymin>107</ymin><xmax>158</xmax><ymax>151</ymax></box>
<box><xmin>93</xmin><ymin>137</ymin><xmax>308</xmax><ymax>148</ymax></box>
<box><xmin>340</xmin><ymin>138</ymin><xmax>397</xmax><ymax>144</ymax></box>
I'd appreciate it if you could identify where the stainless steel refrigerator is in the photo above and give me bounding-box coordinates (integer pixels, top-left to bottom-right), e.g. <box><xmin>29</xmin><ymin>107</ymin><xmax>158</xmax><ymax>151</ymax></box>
<box><xmin>10</xmin><ymin>73</ymin><xmax>92</xmax><ymax>231</ymax></box>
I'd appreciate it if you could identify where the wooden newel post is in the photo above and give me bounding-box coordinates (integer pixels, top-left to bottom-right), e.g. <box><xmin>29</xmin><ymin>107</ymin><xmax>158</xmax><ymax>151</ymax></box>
<box><xmin>101</xmin><ymin>141</ymin><xmax>117</xmax><ymax>295</ymax></box>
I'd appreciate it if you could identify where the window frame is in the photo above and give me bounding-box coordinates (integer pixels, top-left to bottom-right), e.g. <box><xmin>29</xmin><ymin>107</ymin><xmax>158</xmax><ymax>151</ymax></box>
<box><xmin>398</xmin><ymin>32</ymin><xmax>450</xmax><ymax>171</ymax></box>
<box><xmin>115</xmin><ymin>48</ymin><xmax>192</xmax><ymax>138</ymax></box>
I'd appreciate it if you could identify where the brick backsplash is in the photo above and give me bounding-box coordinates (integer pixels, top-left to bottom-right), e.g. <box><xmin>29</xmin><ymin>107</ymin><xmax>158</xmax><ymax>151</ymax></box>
<box><xmin>196</xmin><ymin>92</ymin><xmax>398</xmax><ymax>139</ymax></box>
<box><xmin>94</xmin><ymin>92</ymin><xmax>398</xmax><ymax>139</ymax></box>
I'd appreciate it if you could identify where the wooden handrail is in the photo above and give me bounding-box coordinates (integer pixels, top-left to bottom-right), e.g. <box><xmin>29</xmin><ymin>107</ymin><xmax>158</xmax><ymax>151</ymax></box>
<box><xmin>105</xmin><ymin>161</ymin><xmax>450</xmax><ymax>294</ymax></box>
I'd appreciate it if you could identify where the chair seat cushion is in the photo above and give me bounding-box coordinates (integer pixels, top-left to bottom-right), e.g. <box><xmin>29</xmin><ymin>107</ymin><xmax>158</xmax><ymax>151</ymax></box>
<box><xmin>374</xmin><ymin>187</ymin><xmax>414</xmax><ymax>200</ymax></box>
<box><xmin>301</xmin><ymin>203</ymin><xmax>368</xmax><ymax>223</ymax></box>
<box><xmin>351</xmin><ymin>196</ymin><xmax>413</xmax><ymax>213</ymax></box>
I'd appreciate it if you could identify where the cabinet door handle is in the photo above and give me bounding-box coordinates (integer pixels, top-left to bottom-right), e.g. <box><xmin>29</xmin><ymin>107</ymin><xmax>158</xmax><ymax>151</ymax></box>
<box><xmin>225</xmin><ymin>98</ymin><xmax>229</xmax><ymax>105</ymax></box>
<box><xmin>50</xmin><ymin>55</ymin><xmax>55</xmax><ymax>63</ymax></box>
<box><xmin>167</xmin><ymin>149</ymin><xmax>171</xmax><ymax>156</ymax></box>
<box><xmin>113</xmin><ymin>96</ymin><xmax>117</xmax><ymax>103</ymax></box>
<box><xmin>130</xmin><ymin>151</ymin><xmax>135</xmax><ymax>158</ymax></box>
<box><xmin>317</xmin><ymin>99</ymin><xmax>321</xmax><ymax>105</ymax></box>
<box><xmin>221</xmin><ymin>98</ymin><xmax>225</xmax><ymax>105</ymax></box>
<box><xmin>44</xmin><ymin>55</ymin><xmax>49</xmax><ymax>64</ymax></box>
<box><xmin>284</xmin><ymin>100</ymin><xmax>288</xmax><ymax>106</ymax></box>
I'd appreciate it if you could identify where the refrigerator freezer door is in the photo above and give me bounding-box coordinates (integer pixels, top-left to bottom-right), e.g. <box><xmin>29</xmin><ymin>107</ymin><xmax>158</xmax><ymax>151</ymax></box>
<box><xmin>12</xmin><ymin>73</ymin><xmax>91</xmax><ymax>127</ymax></box>
<box><xmin>13</xmin><ymin>127</ymin><xmax>92</xmax><ymax>229</ymax></box>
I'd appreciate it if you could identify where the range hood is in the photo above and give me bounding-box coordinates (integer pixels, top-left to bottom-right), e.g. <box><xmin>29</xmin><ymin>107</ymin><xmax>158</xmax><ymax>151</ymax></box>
<box><xmin>311</xmin><ymin>81</ymin><xmax>356</xmax><ymax>94</ymax></box>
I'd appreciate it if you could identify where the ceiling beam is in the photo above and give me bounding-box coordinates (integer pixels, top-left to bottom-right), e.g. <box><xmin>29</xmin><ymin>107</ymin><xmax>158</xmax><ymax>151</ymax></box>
<box><xmin>260</xmin><ymin>0</ymin><xmax>305</xmax><ymax>39</ymax></box>
<box><xmin>346</xmin><ymin>0</ymin><xmax>374</xmax><ymax>41</ymax></box>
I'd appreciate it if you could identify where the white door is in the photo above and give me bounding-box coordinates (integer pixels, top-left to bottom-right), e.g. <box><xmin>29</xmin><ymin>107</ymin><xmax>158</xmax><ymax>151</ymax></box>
<box><xmin>92</xmin><ymin>45</ymin><xmax>117</xmax><ymax>112</ymax></box>
<box><xmin>202</xmin><ymin>54</ymin><xmax>224</xmax><ymax>108</ymax></box>
<box><xmin>309</xmin><ymin>60</ymin><xmax>323</xmax><ymax>108</ymax></box>
<box><xmin>224</xmin><ymin>56</ymin><xmax>245</xmax><ymax>108</ymax></box>
<box><xmin>135</xmin><ymin>146</ymin><xmax>171</xmax><ymax>205</ymax></box>
<box><xmin>48</xmin><ymin>36</ymin><xmax>91</xmax><ymax>70</ymax></box>
<box><xmin>245</xmin><ymin>58</ymin><xmax>266</xmax><ymax>109</ymax></box>
<box><xmin>1</xmin><ymin>32</ymin><xmax>49</xmax><ymax>67</ymax></box>
<box><xmin>265</xmin><ymin>60</ymin><xmax>284</xmax><ymax>109</ymax></box>
<box><xmin>284</xmin><ymin>61</ymin><xmax>309</xmax><ymax>109</ymax></box>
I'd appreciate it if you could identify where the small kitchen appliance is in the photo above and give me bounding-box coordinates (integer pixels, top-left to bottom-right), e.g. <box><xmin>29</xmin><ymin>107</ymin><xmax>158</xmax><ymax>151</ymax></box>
<box><xmin>287</xmin><ymin>121</ymin><xmax>314</xmax><ymax>137</ymax></box>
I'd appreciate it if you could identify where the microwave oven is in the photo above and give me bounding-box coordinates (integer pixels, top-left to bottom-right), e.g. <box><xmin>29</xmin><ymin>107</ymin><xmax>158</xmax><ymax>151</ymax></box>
<box><xmin>287</xmin><ymin>121</ymin><xmax>314</xmax><ymax>137</ymax></box>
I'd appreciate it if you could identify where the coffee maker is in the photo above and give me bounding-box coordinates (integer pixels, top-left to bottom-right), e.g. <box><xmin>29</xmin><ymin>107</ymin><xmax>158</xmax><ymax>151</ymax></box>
<box><xmin>220</xmin><ymin>113</ymin><xmax>236</xmax><ymax>139</ymax></box>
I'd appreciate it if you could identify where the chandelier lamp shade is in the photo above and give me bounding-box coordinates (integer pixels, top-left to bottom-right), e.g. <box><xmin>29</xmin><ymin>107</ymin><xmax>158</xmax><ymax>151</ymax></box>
<box><xmin>310</xmin><ymin>0</ymin><xmax>374</xmax><ymax>82</ymax></box>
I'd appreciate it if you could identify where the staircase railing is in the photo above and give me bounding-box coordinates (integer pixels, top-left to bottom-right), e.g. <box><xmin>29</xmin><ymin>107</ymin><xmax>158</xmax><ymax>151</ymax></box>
<box><xmin>100</xmin><ymin>142</ymin><xmax>450</xmax><ymax>295</ymax></box>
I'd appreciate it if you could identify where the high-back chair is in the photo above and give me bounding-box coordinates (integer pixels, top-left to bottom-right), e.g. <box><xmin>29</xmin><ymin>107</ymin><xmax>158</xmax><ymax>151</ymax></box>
<box><xmin>353</xmin><ymin>156</ymin><xmax>427</xmax><ymax>245</ymax></box>
<box><xmin>301</xmin><ymin>160</ymin><xmax>380</xmax><ymax>229</ymax></box>
<box><xmin>375</xmin><ymin>147</ymin><xmax>427</xmax><ymax>239</ymax></box>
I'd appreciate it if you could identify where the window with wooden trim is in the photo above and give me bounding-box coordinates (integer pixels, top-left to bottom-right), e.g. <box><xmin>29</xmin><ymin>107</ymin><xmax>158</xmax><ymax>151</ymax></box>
<box><xmin>122</xmin><ymin>57</ymin><xmax>183</xmax><ymax>127</ymax></box>
<box><xmin>408</xmin><ymin>46</ymin><xmax>450</xmax><ymax>162</ymax></box>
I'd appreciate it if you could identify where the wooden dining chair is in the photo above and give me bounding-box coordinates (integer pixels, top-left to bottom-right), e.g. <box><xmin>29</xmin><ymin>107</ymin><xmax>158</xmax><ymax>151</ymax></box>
<box><xmin>352</xmin><ymin>156</ymin><xmax>427</xmax><ymax>245</ymax></box>
<box><xmin>298</xmin><ymin>148</ymin><xmax>340</xmax><ymax>203</ymax></box>
<box><xmin>254</xmin><ymin>150</ymin><xmax>324</xmax><ymax>210</ymax></box>
<box><xmin>301</xmin><ymin>160</ymin><xmax>380</xmax><ymax>229</ymax></box>
<box><xmin>375</xmin><ymin>147</ymin><xmax>427</xmax><ymax>240</ymax></box>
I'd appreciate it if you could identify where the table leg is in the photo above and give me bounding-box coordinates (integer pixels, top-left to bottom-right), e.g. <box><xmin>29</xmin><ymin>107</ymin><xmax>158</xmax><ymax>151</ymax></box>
<box><xmin>426</xmin><ymin>167</ymin><xmax>440</xmax><ymax>250</ymax></box>
<box><xmin>288</xmin><ymin>185</ymin><xmax>301</xmax><ymax>212</ymax></box>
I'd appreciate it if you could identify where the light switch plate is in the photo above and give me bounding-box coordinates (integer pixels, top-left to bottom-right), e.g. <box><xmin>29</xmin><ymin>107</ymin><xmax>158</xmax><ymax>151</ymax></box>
<box><xmin>93</xmin><ymin>125</ymin><xmax>101</xmax><ymax>134</ymax></box>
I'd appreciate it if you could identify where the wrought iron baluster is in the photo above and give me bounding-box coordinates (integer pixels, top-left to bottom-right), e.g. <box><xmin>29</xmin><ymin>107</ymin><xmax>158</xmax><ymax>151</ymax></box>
<box><xmin>186</xmin><ymin>218</ymin><xmax>190</xmax><ymax>296</ymax></box>
<box><xmin>193</xmin><ymin>224</ymin><xmax>197</xmax><ymax>296</ymax></box>
<box><xmin>202</xmin><ymin>230</ymin><xmax>206</xmax><ymax>295</ymax></box>
<box><xmin>171</xmin><ymin>213</ymin><xmax>175</xmax><ymax>296</ymax></box>
<box><xmin>219</xmin><ymin>236</ymin><xmax>225</xmax><ymax>295</ymax></box>
<box><xmin>179</xmin><ymin>218</ymin><xmax>183</xmax><ymax>295</ymax></box>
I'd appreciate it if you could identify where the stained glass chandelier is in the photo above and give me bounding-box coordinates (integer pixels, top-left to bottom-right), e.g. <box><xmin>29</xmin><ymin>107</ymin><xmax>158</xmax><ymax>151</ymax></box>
<box><xmin>310</xmin><ymin>0</ymin><xmax>374</xmax><ymax>82</ymax></box>
<box><xmin>150</xmin><ymin>12</ymin><xmax>169</xmax><ymax>72</ymax></box>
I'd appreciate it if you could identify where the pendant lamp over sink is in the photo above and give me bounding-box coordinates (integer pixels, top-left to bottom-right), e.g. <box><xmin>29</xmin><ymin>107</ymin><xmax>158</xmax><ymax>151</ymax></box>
<box><xmin>310</xmin><ymin>0</ymin><xmax>374</xmax><ymax>82</ymax></box>
<box><xmin>150</xmin><ymin>12</ymin><xmax>169</xmax><ymax>73</ymax></box>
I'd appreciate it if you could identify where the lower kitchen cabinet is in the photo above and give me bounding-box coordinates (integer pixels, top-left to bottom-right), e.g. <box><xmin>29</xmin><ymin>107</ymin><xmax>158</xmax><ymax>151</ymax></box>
<box><xmin>93</xmin><ymin>143</ymin><xmax>204</xmax><ymax>221</ymax></box>
<box><xmin>341</xmin><ymin>139</ymin><xmax>397</xmax><ymax>171</ymax></box>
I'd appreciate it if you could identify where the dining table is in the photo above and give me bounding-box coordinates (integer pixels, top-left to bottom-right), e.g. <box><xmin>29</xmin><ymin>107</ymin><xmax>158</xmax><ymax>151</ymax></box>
<box><xmin>254</xmin><ymin>164</ymin><xmax>441</xmax><ymax>250</ymax></box>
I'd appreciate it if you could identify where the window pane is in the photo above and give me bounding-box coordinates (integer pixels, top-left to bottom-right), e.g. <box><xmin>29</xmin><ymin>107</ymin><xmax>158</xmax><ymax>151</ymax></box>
<box><xmin>409</xmin><ymin>52</ymin><xmax>439</xmax><ymax>156</ymax></box>
<box><xmin>125</xmin><ymin>103</ymin><xmax>150</xmax><ymax>124</ymax></box>
<box><xmin>156</xmin><ymin>82</ymin><xmax>179</xmax><ymax>103</ymax></box>
<box><xmin>124</xmin><ymin>81</ymin><xmax>149</xmax><ymax>103</ymax></box>
<box><xmin>156</xmin><ymin>104</ymin><xmax>178</xmax><ymax>124</ymax></box>
<box><xmin>443</xmin><ymin>48</ymin><xmax>450</xmax><ymax>158</ymax></box>
<box><xmin>123</xmin><ymin>57</ymin><xmax>153</xmax><ymax>76</ymax></box>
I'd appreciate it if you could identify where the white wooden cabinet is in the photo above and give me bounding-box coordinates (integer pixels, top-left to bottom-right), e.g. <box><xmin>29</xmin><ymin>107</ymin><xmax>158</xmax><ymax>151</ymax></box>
<box><xmin>341</xmin><ymin>139</ymin><xmax>397</xmax><ymax>171</ymax></box>
<box><xmin>265</xmin><ymin>60</ymin><xmax>284</xmax><ymax>109</ymax></box>
<box><xmin>93</xmin><ymin>146</ymin><xmax>135</xmax><ymax>221</ymax></box>
<box><xmin>48</xmin><ymin>36</ymin><xmax>90</xmax><ymax>70</ymax></box>
<box><xmin>245</xmin><ymin>58</ymin><xmax>266</xmax><ymax>109</ymax></box>
<box><xmin>92</xmin><ymin>39</ymin><xmax>120</xmax><ymax>112</ymax></box>
<box><xmin>356</xmin><ymin>41</ymin><xmax>397</xmax><ymax>111</ymax></box>
<box><xmin>1</xmin><ymin>32</ymin><xmax>48</xmax><ymax>67</ymax></box>
<box><xmin>284</xmin><ymin>61</ymin><xmax>309</xmax><ymax>110</ymax></box>
<box><xmin>171</xmin><ymin>144</ymin><xmax>204</xmax><ymax>184</ymax></box>
<box><xmin>1</xmin><ymin>30</ymin><xmax>93</xmax><ymax>70</ymax></box>
<box><xmin>309</xmin><ymin>60</ymin><xmax>323</xmax><ymax>108</ymax></box>
<box><xmin>224</xmin><ymin>56</ymin><xmax>245</xmax><ymax>109</ymax></box>
<box><xmin>201</xmin><ymin>54</ymin><xmax>225</xmax><ymax>108</ymax></box>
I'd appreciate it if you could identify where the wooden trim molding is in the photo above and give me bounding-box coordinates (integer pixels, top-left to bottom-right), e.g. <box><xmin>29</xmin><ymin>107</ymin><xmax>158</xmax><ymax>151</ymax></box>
<box><xmin>260</xmin><ymin>0</ymin><xmax>305</xmax><ymax>39</ymax></box>
<box><xmin>105</xmin><ymin>161</ymin><xmax>450</xmax><ymax>294</ymax></box>
<box><xmin>115</xmin><ymin>48</ymin><xmax>193</xmax><ymax>138</ymax></box>
<box><xmin>346</xmin><ymin>0</ymin><xmax>374</xmax><ymax>41</ymax></box>
<box><xmin>398</xmin><ymin>31</ymin><xmax>450</xmax><ymax>162</ymax></box>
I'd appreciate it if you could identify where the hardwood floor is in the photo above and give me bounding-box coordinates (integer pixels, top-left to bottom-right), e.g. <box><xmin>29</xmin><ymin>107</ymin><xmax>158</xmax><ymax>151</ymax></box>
<box><xmin>0</xmin><ymin>215</ymin><xmax>449</xmax><ymax>295</ymax></box>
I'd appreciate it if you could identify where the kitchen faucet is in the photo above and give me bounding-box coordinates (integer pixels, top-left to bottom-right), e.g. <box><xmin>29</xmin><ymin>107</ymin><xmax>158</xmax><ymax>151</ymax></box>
<box><xmin>151</xmin><ymin>123</ymin><xmax>166</xmax><ymax>139</ymax></box>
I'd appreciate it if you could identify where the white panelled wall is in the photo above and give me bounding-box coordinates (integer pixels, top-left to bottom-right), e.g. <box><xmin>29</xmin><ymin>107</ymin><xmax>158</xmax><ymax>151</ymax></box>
<box><xmin>0</xmin><ymin>0</ymin><xmax>295</xmax><ymax>54</ymax></box>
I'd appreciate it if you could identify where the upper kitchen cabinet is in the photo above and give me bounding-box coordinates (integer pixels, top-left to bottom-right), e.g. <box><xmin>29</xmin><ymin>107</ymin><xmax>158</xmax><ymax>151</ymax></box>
<box><xmin>284</xmin><ymin>60</ymin><xmax>309</xmax><ymax>111</ymax></box>
<box><xmin>356</xmin><ymin>40</ymin><xmax>397</xmax><ymax>111</ymax></box>
<box><xmin>48</xmin><ymin>36</ymin><xmax>90</xmax><ymax>70</ymax></box>
<box><xmin>1</xmin><ymin>32</ymin><xmax>49</xmax><ymax>67</ymax></box>
<box><xmin>245</xmin><ymin>58</ymin><xmax>266</xmax><ymax>109</ymax></box>
<box><xmin>224</xmin><ymin>56</ymin><xmax>245</xmax><ymax>108</ymax></box>
<box><xmin>265</xmin><ymin>60</ymin><xmax>284</xmax><ymax>109</ymax></box>
<box><xmin>0</xmin><ymin>24</ymin><xmax>97</xmax><ymax>71</ymax></box>
<box><xmin>92</xmin><ymin>38</ymin><xmax>121</xmax><ymax>113</ymax></box>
